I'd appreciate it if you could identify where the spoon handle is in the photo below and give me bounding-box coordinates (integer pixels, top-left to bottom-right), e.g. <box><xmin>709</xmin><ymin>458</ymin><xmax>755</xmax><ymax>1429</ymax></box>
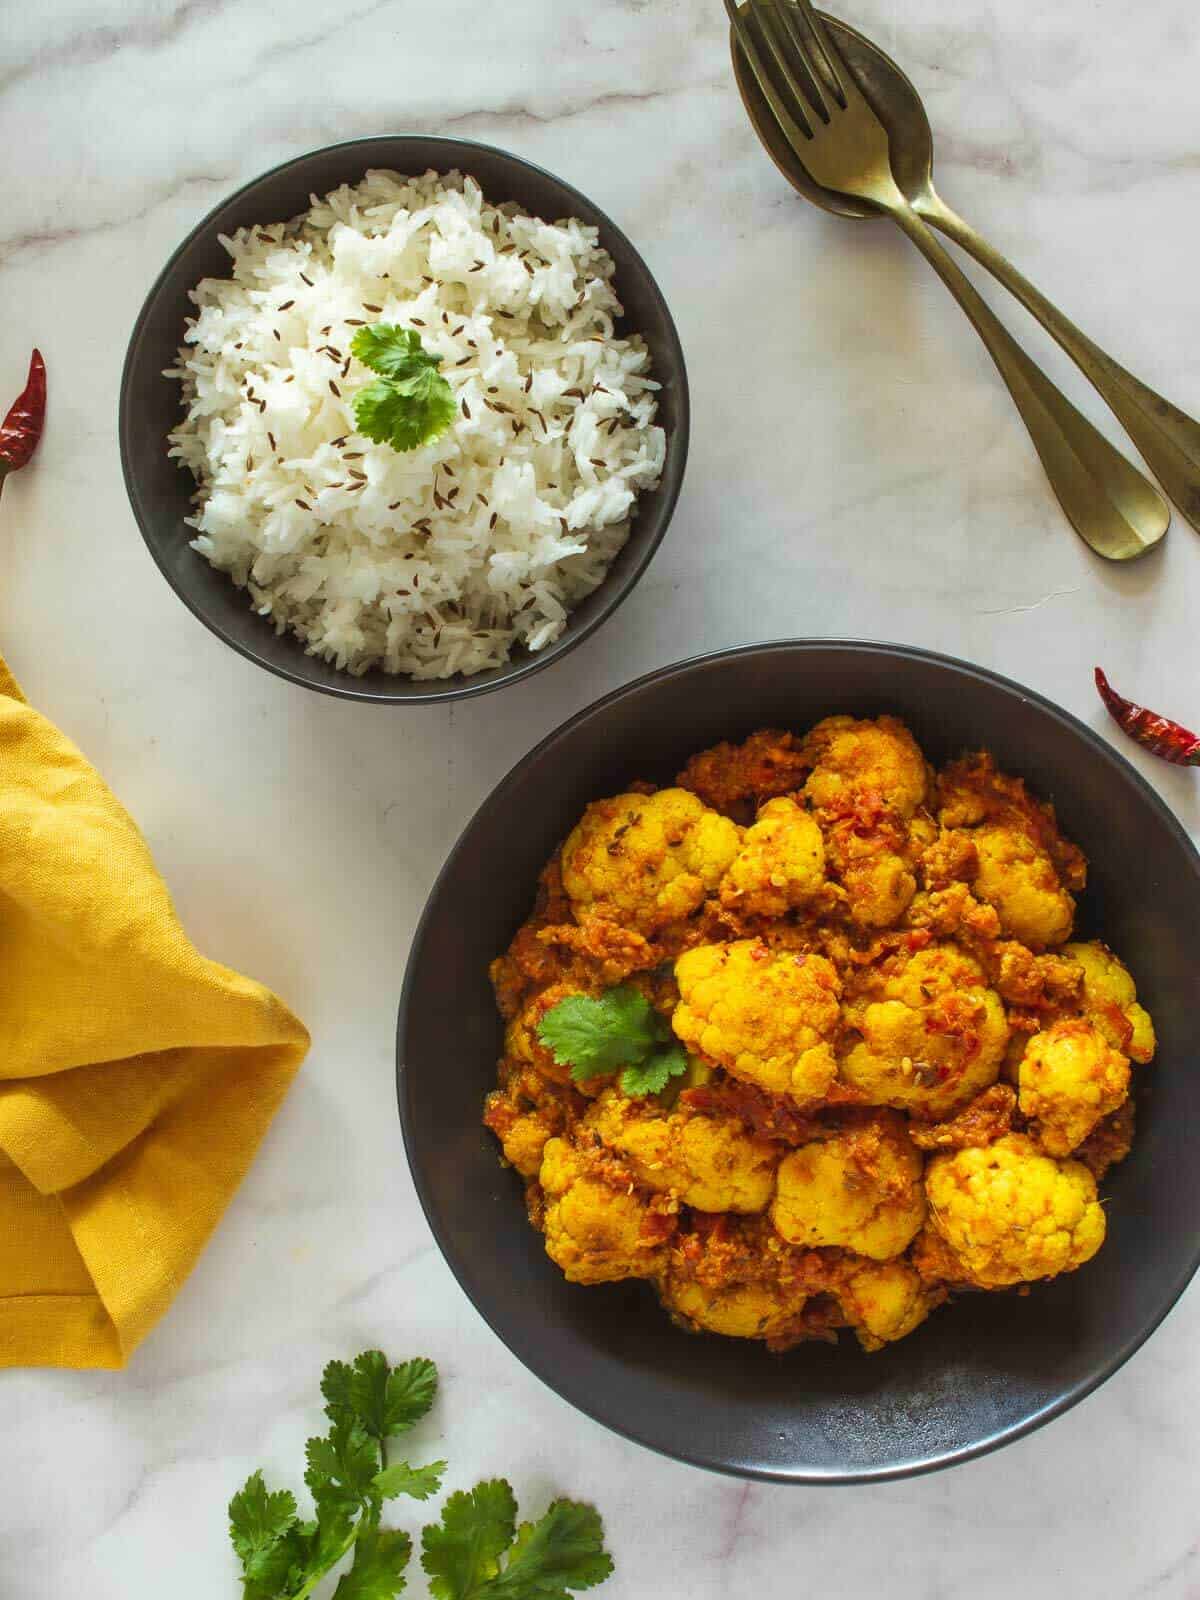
<box><xmin>885</xmin><ymin>202</ymin><xmax>1169</xmax><ymax>561</ymax></box>
<box><xmin>921</xmin><ymin>196</ymin><xmax>1200</xmax><ymax>532</ymax></box>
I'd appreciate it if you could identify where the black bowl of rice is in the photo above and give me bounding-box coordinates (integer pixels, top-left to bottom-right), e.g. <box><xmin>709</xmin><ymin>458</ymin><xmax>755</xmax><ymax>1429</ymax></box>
<box><xmin>120</xmin><ymin>136</ymin><xmax>689</xmax><ymax>703</ymax></box>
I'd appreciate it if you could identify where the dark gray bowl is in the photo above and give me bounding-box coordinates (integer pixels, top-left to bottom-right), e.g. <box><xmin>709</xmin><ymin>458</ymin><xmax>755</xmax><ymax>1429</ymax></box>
<box><xmin>398</xmin><ymin>640</ymin><xmax>1200</xmax><ymax>1482</ymax></box>
<box><xmin>119</xmin><ymin>136</ymin><xmax>689</xmax><ymax>703</ymax></box>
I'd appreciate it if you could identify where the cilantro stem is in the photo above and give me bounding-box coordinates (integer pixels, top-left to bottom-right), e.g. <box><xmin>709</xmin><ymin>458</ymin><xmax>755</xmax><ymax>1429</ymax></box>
<box><xmin>290</xmin><ymin>1527</ymin><xmax>358</xmax><ymax>1600</ymax></box>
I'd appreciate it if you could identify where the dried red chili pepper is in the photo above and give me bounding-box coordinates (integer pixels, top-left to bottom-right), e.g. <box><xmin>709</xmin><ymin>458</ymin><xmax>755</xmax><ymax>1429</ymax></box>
<box><xmin>0</xmin><ymin>350</ymin><xmax>47</xmax><ymax>501</ymax></box>
<box><xmin>1095</xmin><ymin>667</ymin><xmax>1200</xmax><ymax>767</ymax></box>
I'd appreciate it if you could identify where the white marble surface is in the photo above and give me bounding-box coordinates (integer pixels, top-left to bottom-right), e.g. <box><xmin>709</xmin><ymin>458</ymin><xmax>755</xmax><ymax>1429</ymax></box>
<box><xmin>4</xmin><ymin>0</ymin><xmax>1200</xmax><ymax>1593</ymax></box>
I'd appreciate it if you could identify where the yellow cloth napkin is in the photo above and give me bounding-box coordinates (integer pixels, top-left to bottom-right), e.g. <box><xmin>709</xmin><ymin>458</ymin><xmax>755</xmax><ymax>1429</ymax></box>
<box><xmin>0</xmin><ymin>655</ymin><xmax>309</xmax><ymax>1368</ymax></box>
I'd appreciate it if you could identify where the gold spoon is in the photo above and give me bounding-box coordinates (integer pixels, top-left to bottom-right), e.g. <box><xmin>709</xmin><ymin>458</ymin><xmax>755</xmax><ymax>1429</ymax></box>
<box><xmin>734</xmin><ymin>5</ymin><xmax>1200</xmax><ymax>538</ymax></box>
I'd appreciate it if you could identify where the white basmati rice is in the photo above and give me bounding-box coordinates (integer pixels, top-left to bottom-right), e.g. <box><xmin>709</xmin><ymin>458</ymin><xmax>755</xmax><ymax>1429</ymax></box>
<box><xmin>166</xmin><ymin>169</ymin><xmax>666</xmax><ymax>678</ymax></box>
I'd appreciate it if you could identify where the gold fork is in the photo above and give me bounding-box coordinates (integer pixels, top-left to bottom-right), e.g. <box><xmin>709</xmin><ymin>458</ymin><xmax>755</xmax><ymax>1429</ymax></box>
<box><xmin>726</xmin><ymin>0</ymin><xmax>1170</xmax><ymax>561</ymax></box>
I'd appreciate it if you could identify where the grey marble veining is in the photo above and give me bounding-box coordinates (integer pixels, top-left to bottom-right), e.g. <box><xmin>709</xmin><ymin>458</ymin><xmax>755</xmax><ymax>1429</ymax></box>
<box><xmin>4</xmin><ymin>0</ymin><xmax>1200</xmax><ymax>1593</ymax></box>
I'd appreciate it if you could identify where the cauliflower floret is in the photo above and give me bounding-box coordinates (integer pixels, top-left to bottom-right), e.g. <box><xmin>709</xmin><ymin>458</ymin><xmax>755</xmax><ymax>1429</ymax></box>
<box><xmin>934</xmin><ymin>752</ymin><xmax>1083</xmax><ymax>949</ymax></box>
<box><xmin>937</xmin><ymin>755</ymin><xmax>1086</xmax><ymax>883</ymax></box>
<box><xmin>1018</xmin><ymin>1018</ymin><xmax>1130</xmax><ymax>1156</ymax></box>
<box><xmin>801</xmin><ymin>717</ymin><xmax>930</xmax><ymax>929</ymax></box>
<box><xmin>719</xmin><ymin>796</ymin><xmax>826</xmax><ymax>919</ymax></box>
<box><xmin>1064</xmin><ymin>941</ymin><xmax>1156</xmax><ymax>1063</ymax></box>
<box><xmin>832</xmin><ymin>838</ymin><xmax>917</xmax><ymax>930</ymax></box>
<box><xmin>840</xmin><ymin>945</ymin><xmax>1009</xmax><ymax>1115</ymax></box>
<box><xmin>561</xmin><ymin>788</ymin><xmax>742</xmax><ymax>937</ymax></box>
<box><xmin>486</xmin><ymin>1102</ymin><xmax>556</xmax><ymax>1177</ymax></box>
<box><xmin>838</xmin><ymin>1258</ymin><xmax>937</xmax><ymax>1349</ymax></box>
<box><xmin>504</xmin><ymin>1116</ymin><xmax>554</xmax><ymax>1177</ymax></box>
<box><xmin>658</xmin><ymin>1272</ymin><xmax>805</xmax><ymax>1340</ymax></box>
<box><xmin>672</xmin><ymin>940</ymin><xmax>841</xmax><ymax>1100</ymax></box>
<box><xmin>971</xmin><ymin>821</ymin><xmax>1075</xmax><ymax>948</ymax></box>
<box><xmin>771</xmin><ymin>1113</ymin><xmax>926</xmax><ymax>1259</ymax></box>
<box><xmin>585</xmin><ymin>1090</ymin><xmax>779</xmax><ymax>1213</ymax></box>
<box><xmin>538</xmin><ymin>1137</ymin><xmax>665</xmax><ymax>1284</ymax></box>
<box><xmin>484</xmin><ymin>1071</ymin><xmax>567</xmax><ymax>1178</ymax></box>
<box><xmin>803</xmin><ymin>715</ymin><xmax>930</xmax><ymax>819</ymax></box>
<box><xmin>924</xmin><ymin>1133</ymin><xmax>1106</xmax><ymax>1287</ymax></box>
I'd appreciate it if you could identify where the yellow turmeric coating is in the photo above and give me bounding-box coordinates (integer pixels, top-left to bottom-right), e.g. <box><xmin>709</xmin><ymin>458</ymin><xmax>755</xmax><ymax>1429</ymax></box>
<box><xmin>801</xmin><ymin>716</ymin><xmax>931</xmax><ymax>930</ymax></box>
<box><xmin>487</xmin><ymin>721</ymin><xmax>1152</xmax><ymax>1354</ymax></box>
<box><xmin>584</xmin><ymin>1090</ymin><xmax>778</xmax><ymax>1213</ymax></box>
<box><xmin>971</xmin><ymin>821</ymin><xmax>1076</xmax><ymax>948</ymax></box>
<box><xmin>538</xmin><ymin>1136</ymin><xmax>666</xmax><ymax>1285</ymax></box>
<box><xmin>719</xmin><ymin>797</ymin><xmax>827</xmax><ymax>919</ymax></box>
<box><xmin>838</xmin><ymin>1257</ymin><xmax>938</xmax><ymax>1349</ymax></box>
<box><xmin>659</xmin><ymin>1273</ymin><xmax>804</xmax><ymax>1340</ymax></box>
<box><xmin>496</xmin><ymin>1109</ymin><xmax>557</xmax><ymax>1178</ymax></box>
<box><xmin>771</xmin><ymin>1114</ymin><xmax>926</xmax><ymax>1259</ymax></box>
<box><xmin>1064</xmin><ymin>941</ymin><xmax>1156</xmax><ymax>1064</ymax></box>
<box><xmin>924</xmin><ymin>1134</ymin><xmax>1106</xmax><ymax>1287</ymax></box>
<box><xmin>934</xmin><ymin>751</ymin><xmax>1083</xmax><ymax>950</ymax></box>
<box><xmin>561</xmin><ymin>788</ymin><xmax>741</xmax><ymax>937</ymax></box>
<box><xmin>839</xmin><ymin>945</ymin><xmax>1009</xmax><ymax>1116</ymax></box>
<box><xmin>672</xmin><ymin>940</ymin><xmax>841</xmax><ymax>1101</ymax></box>
<box><xmin>803</xmin><ymin>715</ymin><xmax>930</xmax><ymax>819</ymax></box>
<box><xmin>1018</xmin><ymin>1018</ymin><xmax>1130</xmax><ymax>1156</ymax></box>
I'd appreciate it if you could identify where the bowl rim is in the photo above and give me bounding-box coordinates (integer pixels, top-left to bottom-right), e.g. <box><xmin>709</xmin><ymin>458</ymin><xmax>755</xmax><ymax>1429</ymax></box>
<box><xmin>119</xmin><ymin>133</ymin><xmax>690</xmax><ymax>705</ymax></box>
<box><xmin>396</xmin><ymin>636</ymin><xmax>1200</xmax><ymax>1483</ymax></box>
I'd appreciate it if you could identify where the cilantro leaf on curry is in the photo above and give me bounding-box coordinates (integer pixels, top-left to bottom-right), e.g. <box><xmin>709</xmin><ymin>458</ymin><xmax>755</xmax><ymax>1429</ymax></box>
<box><xmin>537</xmin><ymin>985</ymin><xmax>690</xmax><ymax>1097</ymax></box>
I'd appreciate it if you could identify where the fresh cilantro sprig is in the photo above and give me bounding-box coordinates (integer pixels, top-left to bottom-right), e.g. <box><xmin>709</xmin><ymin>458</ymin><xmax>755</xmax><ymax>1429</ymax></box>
<box><xmin>537</xmin><ymin>985</ymin><xmax>689</xmax><ymax>1097</ymax></box>
<box><xmin>227</xmin><ymin>1352</ymin><xmax>614</xmax><ymax>1600</ymax></box>
<box><xmin>229</xmin><ymin>1350</ymin><xmax>444</xmax><ymax>1600</ymax></box>
<box><xmin>350</xmin><ymin>325</ymin><xmax>457</xmax><ymax>452</ymax></box>
<box><xmin>422</xmin><ymin>1481</ymin><xmax>613</xmax><ymax>1600</ymax></box>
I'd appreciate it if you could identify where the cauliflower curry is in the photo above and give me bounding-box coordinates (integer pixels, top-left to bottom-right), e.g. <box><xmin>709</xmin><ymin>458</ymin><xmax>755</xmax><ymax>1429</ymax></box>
<box><xmin>484</xmin><ymin>718</ymin><xmax>1154</xmax><ymax>1353</ymax></box>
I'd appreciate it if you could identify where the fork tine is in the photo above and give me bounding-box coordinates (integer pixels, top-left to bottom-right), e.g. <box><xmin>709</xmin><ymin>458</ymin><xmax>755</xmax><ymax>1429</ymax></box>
<box><xmin>753</xmin><ymin>0</ymin><xmax>832</xmax><ymax>124</ymax></box>
<box><xmin>795</xmin><ymin>0</ymin><xmax>871</xmax><ymax>110</ymax></box>
<box><xmin>723</xmin><ymin>0</ymin><xmax>816</xmax><ymax>146</ymax></box>
<box><xmin>762</xmin><ymin>0</ymin><xmax>846</xmax><ymax>111</ymax></box>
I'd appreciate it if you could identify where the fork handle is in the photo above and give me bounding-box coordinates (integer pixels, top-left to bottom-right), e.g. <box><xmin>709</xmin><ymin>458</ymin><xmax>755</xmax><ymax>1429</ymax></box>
<box><xmin>885</xmin><ymin>200</ymin><xmax>1168</xmax><ymax>561</ymax></box>
<box><xmin>916</xmin><ymin>193</ymin><xmax>1200</xmax><ymax>533</ymax></box>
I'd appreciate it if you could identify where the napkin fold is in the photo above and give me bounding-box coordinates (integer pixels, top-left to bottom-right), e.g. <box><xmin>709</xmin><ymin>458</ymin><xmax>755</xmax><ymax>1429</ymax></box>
<box><xmin>0</xmin><ymin>655</ymin><xmax>309</xmax><ymax>1368</ymax></box>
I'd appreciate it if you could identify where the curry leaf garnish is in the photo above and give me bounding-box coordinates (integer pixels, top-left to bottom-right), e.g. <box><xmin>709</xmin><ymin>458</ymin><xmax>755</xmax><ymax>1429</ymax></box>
<box><xmin>537</xmin><ymin>985</ymin><xmax>689</xmax><ymax>1097</ymax></box>
<box><xmin>350</xmin><ymin>325</ymin><xmax>456</xmax><ymax>452</ymax></box>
